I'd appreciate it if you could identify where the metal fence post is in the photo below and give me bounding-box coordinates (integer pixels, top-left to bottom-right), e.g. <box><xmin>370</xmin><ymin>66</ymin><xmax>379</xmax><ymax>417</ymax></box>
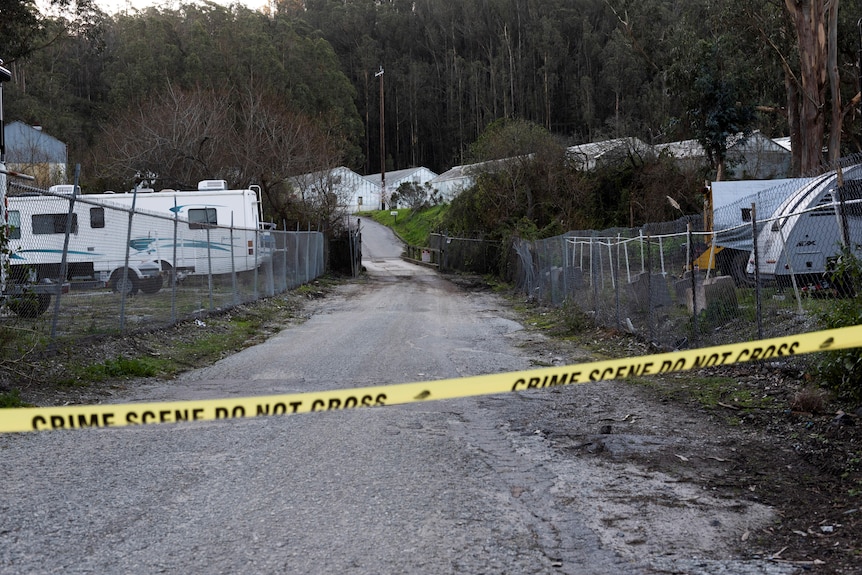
<box><xmin>658</xmin><ymin>236</ymin><xmax>666</xmax><ymax>276</ymax></box>
<box><xmin>230</xmin><ymin>215</ymin><xmax>238</xmax><ymax>305</ymax></box>
<box><xmin>282</xmin><ymin>221</ymin><xmax>288</xmax><ymax>290</ymax></box>
<box><xmin>598</xmin><ymin>237</ymin><xmax>606</xmax><ymax>291</ymax></box>
<box><xmin>266</xmin><ymin>237</ymin><xmax>274</xmax><ymax>296</ymax></box>
<box><xmin>349</xmin><ymin>224</ymin><xmax>356</xmax><ymax>278</ymax></box>
<box><xmin>646</xmin><ymin>234</ymin><xmax>654</xmax><ymax>343</ymax></box>
<box><xmin>50</xmin><ymin>164</ymin><xmax>79</xmax><ymax>339</ymax></box>
<box><xmin>253</xmin><ymin>227</ymin><xmax>260</xmax><ymax>301</ymax></box>
<box><xmin>206</xmin><ymin>225</ymin><xmax>214</xmax><ymax>310</ymax></box>
<box><xmin>306</xmin><ymin>223</ymin><xmax>311</xmax><ymax>283</ymax></box>
<box><xmin>119</xmin><ymin>188</ymin><xmax>139</xmax><ymax>333</ymax></box>
<box><xmin>624</xmin><ymin>238</ymin><xmax>631</xmax><ymax>282</ymax></box>
<box><xmin>562</xmin><ymin>235</ymin><xmax>569</xmax><ymax>300</ymax></box>
<box><xmin>613</xmin><ymin>234</ymin><xmax>621</xmax><ymax>329</ymax></box>
<box><xmin>639</xmin><ymin>230</ymin><xmax>645</xmax><ymax>273</ymax></box>
<box><xmin>591</xmin><ymin>236</ymin><xmax>599</xmax><ymax>320</ymax></box>
<box><xmin>688</xmin><ymin>222</ymin><xmax>698</xmax><ymax>346</ymax></box>
<box><xmin>752</xmin><ymin>203</ymin><xmax>763</xmax><ymax>340</ymax></box>
<box><xmin>294</xmin><ymin>225</ymin><xmax>300</xmax><ymax>288</ymax></box>
<box><xmin>171</xmin><ymin>197</ymin><xmax>178</xmax><ymax>324</ymax></box>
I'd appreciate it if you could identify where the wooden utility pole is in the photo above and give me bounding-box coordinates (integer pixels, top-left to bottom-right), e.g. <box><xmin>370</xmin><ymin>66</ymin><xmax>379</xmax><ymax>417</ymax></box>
<box><xmin>376</xmin><ymin>66</ymin><xmax>385</xmax><ymax>210</ymax></box>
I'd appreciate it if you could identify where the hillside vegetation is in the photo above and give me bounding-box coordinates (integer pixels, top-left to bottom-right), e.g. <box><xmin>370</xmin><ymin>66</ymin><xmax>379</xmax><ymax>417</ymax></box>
<box><xmin>3</xmin><ymin>2</ymin><xmax>859</xmax><ymax>217</ymax></box>
<box><xmin>363</xmin><ymin>205</ymin><xmax>448</xmax><ymax>247</ymax></box>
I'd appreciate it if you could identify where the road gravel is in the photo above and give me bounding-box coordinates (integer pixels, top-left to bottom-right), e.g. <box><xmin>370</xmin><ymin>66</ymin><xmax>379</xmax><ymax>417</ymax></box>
<box><xmin>0</xmin><ymin>219</ymin><xmax>798</xmax><ymax>574</ymax></box>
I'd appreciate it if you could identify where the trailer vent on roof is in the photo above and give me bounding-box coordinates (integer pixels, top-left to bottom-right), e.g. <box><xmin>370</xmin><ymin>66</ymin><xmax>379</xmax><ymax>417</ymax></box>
<box><xmin>49</xmin><ymin>184</ymin><xmax>80</xmax><ymax>195</ymax></box>
<box><xmin>198</xmin><ymin>179</ymin><xmax>228</xmax><ymax>191</ymax></box>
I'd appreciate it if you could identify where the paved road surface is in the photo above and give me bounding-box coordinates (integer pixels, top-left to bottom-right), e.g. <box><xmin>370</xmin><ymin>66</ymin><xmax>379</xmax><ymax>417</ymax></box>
<box><xmin>0</xmin><ymin>219</ymin><xmax>791</xmax><ymax>574</ymax></box>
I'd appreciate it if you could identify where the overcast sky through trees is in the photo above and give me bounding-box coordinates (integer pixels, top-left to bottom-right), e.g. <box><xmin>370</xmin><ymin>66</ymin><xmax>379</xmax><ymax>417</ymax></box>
<box><xmin>90</xmin><ymin>0</ymin><xmax>266</xmax><ymax>15</ymax></box>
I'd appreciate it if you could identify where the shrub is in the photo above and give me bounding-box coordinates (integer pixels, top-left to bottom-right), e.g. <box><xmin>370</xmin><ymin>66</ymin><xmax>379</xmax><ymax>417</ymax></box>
<box><xmin>0</xmin><ymin>388</ymin><xmax>26</xmax><ymax>408</ymax></box>
<box><xmin>814</xmin><ymin>249</ymin><xmax>862</xmax><ymax>402</ymax></box>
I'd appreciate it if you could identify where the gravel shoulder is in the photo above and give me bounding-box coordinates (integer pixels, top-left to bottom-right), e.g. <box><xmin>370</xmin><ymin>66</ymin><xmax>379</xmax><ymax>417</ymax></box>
<box><xmin>2</xmin><ymin>273</ymin><xmax>861</xmax><ymax>574</ymax></box>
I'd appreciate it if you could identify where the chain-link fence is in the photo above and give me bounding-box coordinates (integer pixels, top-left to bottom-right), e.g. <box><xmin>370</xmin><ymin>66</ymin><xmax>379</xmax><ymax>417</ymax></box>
<box><xmin>1</xmin><ymin>181</ymin><xmax>325</xmax><ymax>343</ymax></box>
<box><xmin>429</xmin><ymin>233</ymin><xmax>500</xmax><ymax>274</ymax></box>
<box><xmin>514</xmin><ymin>158</ymin><xmax>862</xmax><ymax>350</ymax></box>
<box><xmin>405</xmin><ymin>233</ymin><xmax>500</xmax><ymax>274</ymax></box>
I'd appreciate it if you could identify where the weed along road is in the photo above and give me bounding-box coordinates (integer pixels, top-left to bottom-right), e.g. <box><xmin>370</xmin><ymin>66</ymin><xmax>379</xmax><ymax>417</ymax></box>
<box><xmin>0</xmin><ymin>219</ymin><xmax>796</xmax><ymax>575</ymax></box>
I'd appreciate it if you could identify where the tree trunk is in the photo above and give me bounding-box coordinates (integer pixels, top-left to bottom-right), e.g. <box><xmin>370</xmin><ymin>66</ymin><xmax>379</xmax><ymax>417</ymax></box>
<box><xmin>784</xmin><ymin>0</ymin><xmax>829</xmax><ymax>172</ymax></box>
<box><xmin>826</xmin><ymin>0</ymin><xmax>842</xmax><ymax>163</ymax></box>
<box><xmin>786</xmin><ymin>69</ymin><xmax>803</xmax><ymax>176</ymax></box>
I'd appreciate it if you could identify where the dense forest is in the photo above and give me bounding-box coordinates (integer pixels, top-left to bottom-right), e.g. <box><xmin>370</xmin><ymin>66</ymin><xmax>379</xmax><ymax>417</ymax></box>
<box><xmin>1</xmin><ymin>0</ymin><xmax>860</xmax><ymax>233</ymax></box>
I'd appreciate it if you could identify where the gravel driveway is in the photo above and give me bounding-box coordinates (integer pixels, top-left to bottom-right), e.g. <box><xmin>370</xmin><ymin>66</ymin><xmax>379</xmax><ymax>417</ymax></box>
<box><xmin>0</xmin><ymin>219</ymin><xmax>797</xmax><ymax>574</ymax></box>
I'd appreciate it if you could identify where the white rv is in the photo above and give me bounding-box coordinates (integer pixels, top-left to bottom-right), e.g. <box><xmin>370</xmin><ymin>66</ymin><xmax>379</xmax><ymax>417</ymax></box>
<box><xmin>698</xmin><ymin>164</ymin><xmax>862</xmax><ymax>290</ymax></box>
<box><xmin>746</xmin><ymin>164</ymin><xmax>862</xmax><ymax>288</ymax></box>
<box><xmin>7</xmin><ymin>180</ymin><xmax>271</xmax><ymax>295</ymax></box>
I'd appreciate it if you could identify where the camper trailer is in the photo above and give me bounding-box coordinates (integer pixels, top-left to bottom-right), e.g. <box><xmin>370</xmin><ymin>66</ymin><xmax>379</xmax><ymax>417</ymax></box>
<box><xmin>694</xmin><ymin>164</ymin><xmax>862</xmax><ymax>288</ymax></box>
<box><xmin>746</xmin><ymin>164</ymin><xmax>862</xmax><ymax>288</ymax></box>
<box><xmin>7</xmin><ymin>180</ymin><xmax>272</xmax><ymax>295</ymax></box>
<box><xmin>693</xmin><ymin>177</ymin><xmax>800</xmax><ymax>285</ymax></box>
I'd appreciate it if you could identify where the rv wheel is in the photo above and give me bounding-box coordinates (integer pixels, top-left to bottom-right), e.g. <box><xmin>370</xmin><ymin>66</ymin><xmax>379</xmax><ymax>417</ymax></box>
<box><xmin>7</xmin><ymin>293</ymin><xmax>51</xmax><ymax>318</ymax></box>
<box><xmin>111</xmin><ymin>269</ymin><xmax>139</xmax><ymax>296</ymax></box>
<box><xmin>140</xmin><ymin>275</ymin><xmax>164</xmax><ymax>294</ymax></box>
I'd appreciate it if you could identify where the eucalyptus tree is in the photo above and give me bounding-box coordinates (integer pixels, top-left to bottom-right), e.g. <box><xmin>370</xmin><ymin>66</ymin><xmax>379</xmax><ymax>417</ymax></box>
<box><xmin>713</xmin><ymin>0</ymin><xmax>856</xmax><ymax>172</ymax></box>
<box><xmin>94</xmin><ymin>3</ymin><xmax>362</xmax><ymax>167</ymax></box>
<box><xmin>0</xmin><ymin>0</ymin><xmax>99</xmax><ymax>63</ymax></box>
<box><xmin>783</xmin><ymin>0</ymin><xmax>832</xmax><ymax>169</ymax></box>
<box><xmin>0</xmin><ymin>0</ymin><xmax>43</xmax><ymax>62</ymax></box>
<box><xmin>1</xmin><ymin>0</ymin><xmax>106</xmax><ymax>157</ymax></box>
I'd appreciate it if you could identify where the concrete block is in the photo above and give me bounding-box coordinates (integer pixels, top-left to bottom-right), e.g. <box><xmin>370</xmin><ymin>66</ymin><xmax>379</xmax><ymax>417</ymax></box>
<box><xmin>627</xmin><ymin>272</ymin><xmax>672</xmax><ymax>309</ymax></box>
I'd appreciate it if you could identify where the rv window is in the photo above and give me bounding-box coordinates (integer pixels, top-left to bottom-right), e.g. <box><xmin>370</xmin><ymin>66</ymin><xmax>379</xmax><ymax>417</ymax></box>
<box><xmin>8</xmin><ymin>211</ymin><xmax>21</xmax><ymax>240</ymax></box>
<box><xmin>90</xmin><ymin>207</ymin><xmax>105</xmax><ymax>229</ymax></box>
<box><xmin>188</xmin><ymin>208</ymin><xmax>218</xmax><ymax>229</ymax></box>
<box><xmin>32</xmin><ymin>213</ymin><xmax>78</xmax><ymax>235</ymax></box>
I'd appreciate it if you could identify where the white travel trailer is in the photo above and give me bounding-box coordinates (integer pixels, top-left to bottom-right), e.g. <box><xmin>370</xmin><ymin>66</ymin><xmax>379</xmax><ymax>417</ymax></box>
<box><xmin>697</xmin><ymin>164</ymin><xmax>862</xmax><ymax>290</ymax></box>
<box><xmin>745</xmin><ymin>163</ymin><xmax>862</xmax><ymax>288</ymax></box>
<box><xmin>7</xmin><ymin>180</ymin><xmax>271</xmax><ymax>295</ymax></box>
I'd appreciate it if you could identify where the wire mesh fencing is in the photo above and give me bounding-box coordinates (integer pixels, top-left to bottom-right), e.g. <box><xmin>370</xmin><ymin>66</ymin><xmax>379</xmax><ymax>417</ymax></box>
<box><xmin>429</xmin><ymin>233</ymin><xmax>500</xmax><ymax>274</ymax></box>
<box><xmin>1</xmin><ymin>181</ymin><xmax>325</xmax><ymax>343</ymax></box>
<box><xmin>513</xmin><ymin>160</ymin><xmax>862</xmax><ymax>350</ymax></box>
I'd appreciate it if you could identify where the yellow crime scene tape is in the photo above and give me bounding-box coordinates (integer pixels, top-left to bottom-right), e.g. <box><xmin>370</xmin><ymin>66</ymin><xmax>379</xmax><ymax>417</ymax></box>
<box><xmin>2</xmin><ymin>325</ymin><xmax>862</xmax><ymax>434</ymax></box>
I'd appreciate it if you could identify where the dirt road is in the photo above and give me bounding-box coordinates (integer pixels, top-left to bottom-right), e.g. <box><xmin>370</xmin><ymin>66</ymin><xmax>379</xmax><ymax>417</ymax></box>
<box><xmin>0</xmin><ymin>219</ymin><xmax>813</xmax><ymax>574</ymax></box>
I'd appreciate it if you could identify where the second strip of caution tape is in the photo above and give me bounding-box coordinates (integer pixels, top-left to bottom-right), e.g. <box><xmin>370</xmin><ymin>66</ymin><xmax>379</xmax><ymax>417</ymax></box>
<box><xmin>2</xmin><ymin>325</ymin><xmax>861</xmax><ymax>434</ymax></box>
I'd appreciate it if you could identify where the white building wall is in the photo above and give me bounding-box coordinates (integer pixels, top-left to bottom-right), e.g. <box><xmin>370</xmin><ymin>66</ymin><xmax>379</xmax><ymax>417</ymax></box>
<box><xmin>289</xmin><ymin>167</ymin><xmax>381</xmax><ymax>214</ymax></box>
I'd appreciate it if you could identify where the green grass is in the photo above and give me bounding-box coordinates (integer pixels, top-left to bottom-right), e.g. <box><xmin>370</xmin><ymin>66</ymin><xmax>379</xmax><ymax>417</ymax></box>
<box><xmin>0</xmin><ymin>326</ymin><xmax>50</xmax><ymax>363</ymax></box>
<box><xmin>73</xmin><ymin>356</ymin><xmax>165</xmax><ymax>383</ymax></box>
<box><xmin>51</xmin><ymin>318</ymin><xmax>265</xmax><ymax>387</ymax></box>
<box><xmin>157</xmin><ymin>317</ymin><xmax>262</xmax><ymax>365</ymax></box>
<box><xmin>360</xmin><ymin>204</ymin><xmax>449</xmax><ymax>246</ymax></box>
<box><xmin>0</xmin><ymin>277</ymin><xmax>328</xmax><ymax>404</ymax></box>
<box><xmin>0</xmin><ymin>389</ymin><xmax>28</xmax><ymax>408</ymax></box>
<box><xmin>511</xmin><ymin>296</ymin><xmax>597</xmax><ymax>340</ymax></box>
